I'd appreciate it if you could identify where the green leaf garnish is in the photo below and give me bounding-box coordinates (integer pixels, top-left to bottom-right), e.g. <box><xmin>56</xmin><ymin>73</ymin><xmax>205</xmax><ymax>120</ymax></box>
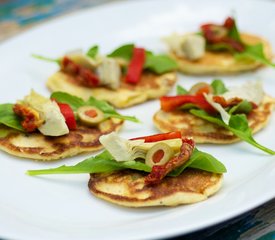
<box><xmin>211</xmin><ymin>79</ymin><xmax>228</xmax><ymax>95</ymax></box>
<box><xmin>108</xmin><ymin>44</ymin><xmax>177</xmax><ymax>74</ymax></box>
<box><xmin>0</xmin><ymin>104</ymin><xmax>24</xmax><ymax>131</ymax></box>
<box><xmin>32</xmin><ymin>54</ymin><xmax>60</xmax><ymax>64</ymax></box>
<box><xmin>176</xmin><ymin>85</ymin><xmax>188</xmax><ymax>95</ymax></box>
<box><xmin>107</xmin><ymin>44</ymin><xmax>134</xmax><ymax>61</ymax></box>
<box><xmin>144</xmin><ymin>54</ymin><xmax>178</xmax><ymax>74</ymax></box>
<box><xmin>190</xmin><ymin>109</ymin><xmax>275</xmax><ymax>155</ymax></box>
<box><xmin>26</xmin><ymin>148</ymin><xmax>226</xmax><ymax>176</ymax></box>
<box><xmin>51</xmin><ymin>92</ymin><xmax>139</xmax><ymax>123</ymax></box>
<box><xmin>228</xmin><ymin>100</ymin><xmax>253</xmax><ymax>115</ymax></box>
<box><xmin>86</xmin><ymin>45</ymin><xmax>99</xmax><ymax>59</ymax></box>
<box><xmin>228</xmin><ymin>19</ymin><xmax>242</xmax><ymax>42</ymax></box>
<box><xmin>235</xmin><ymin>43</ymin><xmax>275</xmax><ymax>67</ymax></box>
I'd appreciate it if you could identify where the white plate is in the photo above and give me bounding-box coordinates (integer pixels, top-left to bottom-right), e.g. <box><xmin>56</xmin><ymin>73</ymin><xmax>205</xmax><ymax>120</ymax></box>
<box><xmin>0</xmin><ymin>0</ymin><xmax>275</xmax><ymax>239</ymax></box>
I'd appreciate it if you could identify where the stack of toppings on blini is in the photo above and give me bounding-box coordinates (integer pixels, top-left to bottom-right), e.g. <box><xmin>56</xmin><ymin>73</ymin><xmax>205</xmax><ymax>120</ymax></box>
<box><xmin>154</xmin><ymin>79</ymin><xmax>275</xmax><ymax>154</ymax></box>
<box><xmin>164</xmin><ymin>16</ymin><xmax>274</xmax><ymax>75</ymax></box>
<box><xmin>27</xmin><ymin>132</ymin><xmax>226</xmax><ymax>207</ymax></box>
<box><xmin>33</xmin><ymin>44</ymin><xmax>178</xmax><ymax>108</ymax></box>
<box><xmin>0</xmin><ymin>90</ymin><xmax>138</xmax><ymax>160</ymax></box>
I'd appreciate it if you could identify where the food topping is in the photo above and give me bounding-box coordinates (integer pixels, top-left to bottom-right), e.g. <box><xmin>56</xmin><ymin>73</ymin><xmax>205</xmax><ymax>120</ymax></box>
<box><xmin>160</xmin><ymin>94</ymin><xmax>216</xmax><ymax>113</ymax></box>
<box><xmin>189</xmin><ymin>82</ymin><xmax>214</xmax><ymax>95</ymax></box>
<box><xmin>97</xmin><ymin>57</ymin><xmax>121</xmax><ymax>89</ymax></box>
<box><xmin>77</xmin><ymin>106</ymin><xmax>104</xmax><ymax>126</ymax></box>
<box><xmin>201</xmin><ymin>17</ymin><xmax>245</xmax><ymax>52</ymax></box>
<box><xmin>181</xmin><ymin>34</ymin><xmax>206</xmax><ymax>60</ymax></box>
<box><xmin>56</xmin><ymin>102</ymin><xmax>77</xmax><ymax>130</ymax></box>
<box><xmin>66</xmin><ymin>50</ymin><xmax>101</xmax><ymax>70</ymax></box>
<box><xmin>99</xmin><ymin>132</ymin><xmax>139</xmax><ymax>161</ymax></box>
<box><xmin>13</xmin><ymin>104</ymin><xmax>43</xmax><ymax>132</ymax></box>
<box><xmin>145</xmin><ymin>142</ymin><xmax>174</xmax><ymax>167</ymax></box>
<box><xmin>125</xmin><ymin>47</ymin><xmax>146</xmax><ymax>84</ymax></box>
<box><xmin>221</xmin><ymin>81</ymin><xmax>264</xmax><ymax>105</ymax></box>
<box><xmin>99</xmin><ymin>132</ymin><xmax>183</xmax><ymax>162</ymax></box>
<box><xmin>164</xmin><ymin>33</ymin><xmax>206</xmax><ymax>60</ymax></box>
<box><xmin>131</xmin><ymin>131</ymin><xmax>182</xmax><ymax>142</ymax></box>
<box><xmin>145</xmin><ymin>138</ymin><xmax>195</xmax><ymax>185</ymax></box>
<box><xmin>18</xmin><ymin>90</ymin><xmax>69</xmax><ymax>136</ymax></box>
<box><xmin>61</xmin><ymin>56</ymin><xmax>100</xmax><ymax>87</ymax></box>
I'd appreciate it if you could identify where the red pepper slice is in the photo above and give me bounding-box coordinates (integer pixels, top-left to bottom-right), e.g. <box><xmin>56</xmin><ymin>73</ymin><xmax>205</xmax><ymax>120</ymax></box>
<box><xmin>56</xmin><ymin>102</ymin><xmax>77</xmax><ymax>130</ymax></box>
<box><xmin>130</xmin><ymin>131</ymin><xmax>182</xmax><ymax>143</ymax></box>
<box><xmin>125</xmin><ymin>47</ymin><xmax>146</xmax><ymax>84</ymax></box>
<box><xmin>160</xmin><ymin>94</ymin><xmax>216</xmax><ymax>113</ymax></box>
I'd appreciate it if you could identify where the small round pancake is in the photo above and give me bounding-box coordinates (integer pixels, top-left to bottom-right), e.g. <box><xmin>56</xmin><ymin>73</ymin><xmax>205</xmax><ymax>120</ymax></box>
<box><xmin>170</xmin><ymin>33</ymin><xmax>273</xmax><ymax>75</ymax></box>
<box><xmin>153</xmin><ymin>95</ymin><xmax>275</xmax><ymax>144</ymax></box>
<box><xmin>0</xmin><ymin>118</ymin><xmax>123</xmax><ymax>161</ymax></box>
<box><xmin>88</xmin><ymin>169</ymin><xmax>222</xmax><ymax>207</ymax></box>
<box><xmin>47</xmin><ymin>71</ymin><xmax>177</xmax><ymax>108</ymax></box>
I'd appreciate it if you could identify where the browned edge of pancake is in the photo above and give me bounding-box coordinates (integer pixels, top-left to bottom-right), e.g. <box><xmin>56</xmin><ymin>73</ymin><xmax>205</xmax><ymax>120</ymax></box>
<box><xmin>0</xmin><ymin>118</ymin><xmax>123</xmax><ymax>161</ymax></box>
<box><xmin>153</xmin><ymin>95</ymin><xmax>275</xmax><ymax>144</ymax></box>
<box><xmin>47</xmin><ymin>71</ymin><xmax>177</xmax><ymax>108</ymax></box>
<box><xmin>88</xmin><ymin>169</ymin><xmax>223</xmax><ymax>207</ymax></box>
<box><xmin>169</xmin><ymin>33</ymin><xmax>273</xmax><ymax>75</ymax></box>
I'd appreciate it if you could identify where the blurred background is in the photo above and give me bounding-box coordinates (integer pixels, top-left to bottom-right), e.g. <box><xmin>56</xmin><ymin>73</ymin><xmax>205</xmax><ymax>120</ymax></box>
<box><xmin>0</xmin><ymin>0</ymin><xmax>119</xmax><ymax>41</ymax></box>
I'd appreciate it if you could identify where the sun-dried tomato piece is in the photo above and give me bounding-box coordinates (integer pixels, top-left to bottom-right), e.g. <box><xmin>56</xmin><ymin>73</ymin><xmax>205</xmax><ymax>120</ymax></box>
<box><xmin>61</xmin><ymin>56</ymin><xmax>99</xmax><ymax>87</ymax></box>
<box><xmin>145</xmin><ymin>138</ymin><xmax>195</xmax><ymax>185</ymax></box>
<box><xmin>13</xmin><ymin>104</ymin><xmax>43</xmax><ymax>132</ymax></box>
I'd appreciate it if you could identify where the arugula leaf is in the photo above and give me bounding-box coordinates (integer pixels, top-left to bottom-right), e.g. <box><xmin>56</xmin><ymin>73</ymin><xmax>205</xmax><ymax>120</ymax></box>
<box><xmin>169</xmin><ymin>148</ymin><xmax>226</xmax><ymax>176</ymax></box>
<box><xmin>87</xmin><ymin>96</ymin><xmax>139</xmax><ymax>123</ymax></box>
<box><xmin>107</xmin><ymin>44</ymin><xmax>134</xmax><ymax>61</ymax></box>
<box><xmin>206</xmin><ymin>43</ymin><xmax>234</xmax><ymax>52</ymax></box>
<box><xmin>0</xmin><ymin>104</ymin><xmax>24</xmax><ymax>131</ymax></box>
<box><xmin>27</xmin><ymin>148</ymin><xmax>226</xmax><ymax>176</ymax></box>
<box><xmin>211</xmin><ymin>79</ymin><xmax>228</xmax><ymax>94</ymax></box>
<box><xmin>228</xmin><ymin>19</ymin><xmax>242</xmax><ymax>42</ymax></box>
<box><xmin>144</xmin><ymin>54</ymin><xmax>178</xmax><ymax>74</ymax></box>
<box><xmin>228</xmin><ymin>100</ymin><xmax>252</xmax><ymax>115</ymax></box>
<box><xmin>86</xmin><ymin>45</ymin><xmax>99</xmax><ymax>59</ymax></box>
<box><xmin>176</xmin><ymin>85</ymin><xmax>188</xmax><ymax>95</ymax></box>
<box><xmin>51</xmin><ymin>92</ymin><xmax>139</xmax><ymax>123</ymax></box>
<box><xmin>51</xmin><ymin>92</ymin><xmax>85</xmax><ymax>111</ymax></box>
<box><xmin>190</xmin><ymin>109</ymin><xmax>275</xmax><ymax>155</ymax></box>
<box><xmin>32</xmin><ymin>54</ymin><xmax>60</xmax><ymax>64</ymax></box>
<box><xmin>107</xmin><ymin>44</ymin><xmax>177</xmax><ymax>74</ymax></box>
<box><xmin>235</xmin><ymin>43</ymin><xmax>275</xmax><ymax>68</ymax></box>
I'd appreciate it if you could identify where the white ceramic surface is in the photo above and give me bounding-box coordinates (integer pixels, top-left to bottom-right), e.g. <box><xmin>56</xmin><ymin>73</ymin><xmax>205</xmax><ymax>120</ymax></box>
<box><xmin>0</xmin><ymin>0</ymin><xmax>274</xmax><ymax>239</ymax></box>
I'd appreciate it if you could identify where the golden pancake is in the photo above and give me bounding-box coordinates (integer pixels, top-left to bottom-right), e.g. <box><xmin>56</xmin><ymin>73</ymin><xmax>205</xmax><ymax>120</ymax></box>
<box><xmin>88</xmin><ymin>168</ymin><xmax>223</xmax><ymax>207</ymax></box>
<box><xmin>47</xmin><ymin>71</ymin><xmax>177</xmax><ymax>108</ymax></box>
<box><xmin>153</xmin><ymin>95</ymin><xmax>275</xmax><ymax>144</ymax></box>
<box><xmin>0</xmin><ymin>118</ymin><xmax>123</xmax><ymax>161</ymax></box>
<box><xmin>169</xmin><ymin>33</ymin><xmax>273</xmax><ymax>75</ymax></box>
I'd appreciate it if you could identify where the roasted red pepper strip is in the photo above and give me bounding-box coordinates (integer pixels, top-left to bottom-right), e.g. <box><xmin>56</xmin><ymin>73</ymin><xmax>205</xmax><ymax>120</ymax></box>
<box><xmin>125</xmin><ymin>47</ymin><xmax>146</xmax><ymax>84</ymax></box>
<box><xmin>160</xmin><ymin>94</ymin><xmax>216</xmax><ymax>113</ymax></box>
<box><xmin>145</xmin><ymin>138</ymin><xmax>195</xmax><ymax>185</ymax></box>
<box><xmin>61</xmin><ymin>56</ymin><xmax>100</xmax><ymax>87</ymax></box>
<box><xmin>130</xmin><ymin>131</ymin><xmax>182</xmax><ymax>142</ymax></box>
<box><xmin>56</xmin><ymin>102</ymin><xmax>77</xmax><ymax>130</ymax></box>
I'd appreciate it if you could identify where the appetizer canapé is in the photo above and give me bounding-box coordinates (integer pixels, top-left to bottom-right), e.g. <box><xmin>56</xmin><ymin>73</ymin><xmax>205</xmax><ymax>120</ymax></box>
<box><xmin>0</xmin><ymin>91</ymin><xmax>138</xmax><ymax>160</ymax></box>
<box><xmin>164</xmin><ymin>16</ymin><xmax>274</xmax><ymax>74</ymax></box>
<box><xmin>154</xmin><ymin>80</ymin><xmax>275</xmax><ymax>154</ymax></box>
<box><xmin>27</xmin><ymin>132</ymin><xmax>226</xmax><ymax>207</ymax></box>
<box><xmin>34</xmin><ymin>44</ymin><xmax>178</xmax><ymax>108</ymax></box>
